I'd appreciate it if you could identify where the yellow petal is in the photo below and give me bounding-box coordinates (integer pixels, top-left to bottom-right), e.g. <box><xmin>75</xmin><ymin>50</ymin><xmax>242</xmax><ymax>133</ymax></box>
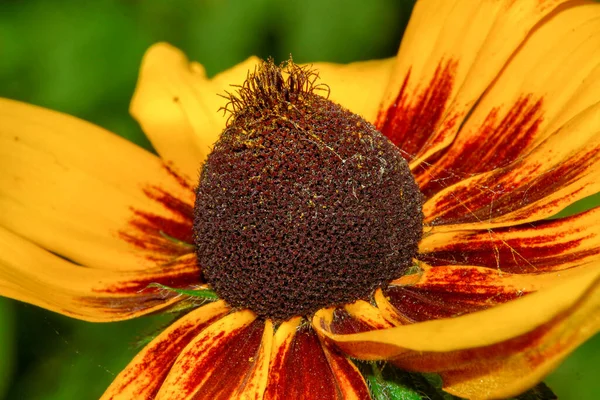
<box><xmin>420</xmin><ymin>206</ymin><xmax>600</xmax><ymax>273</ymax></box>
<box><xmin>314</xmin><ymin>266</ymin><xmax>600</xmax><ymax>397</ymax></box>
<box><xmin>131</xmin><ymin>43</ymin><xmax>260</xmax><ymax>179</ymax></box>
<box><xmin>155</xmin><ymin>309</ymin><xmax>269</xmax><ymax>400</ymax></box>
<box><xmin>417</xmin><ymin>3</ymin><xmax>600</xmax><ymax>195</ymax></box>
<box><xmin>423</xmin><ymin>101</ymin><xmax>600</xmax><ymax>230</ymax></box>
<box><xmin>0</xmin><ymin>226</ymin><xmax>201</xmax><ymax>322</ymax></box>
<box><xmin>377</xmin><ymin>0</ymin><xmax>572</xmax><ymax>165</ymax></box>
<box><xmin>0</xmin><ymin>97</ymin><xmax>196</xmax><ymax>271</ymax></box>
<box><xmin>101</xmin><ymin>301</ymin><xmax>230</xmax><ymax>400</ymax></box>
<box><xmin>312</xmin><ymin>57</ymin><xmax>394</xmax><ymax>123</ymax></box>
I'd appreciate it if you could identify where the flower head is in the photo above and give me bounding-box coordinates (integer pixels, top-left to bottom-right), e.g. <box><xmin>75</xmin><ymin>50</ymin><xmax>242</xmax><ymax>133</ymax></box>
<box><xmin>195</xmin><ymin>59</ymin><xmax>423</xmax><ymax>320</ymax></box>
<box><xmin>1</xmin><ymin>1</ymin><xmax>600</xmax><ymax>399</ymax></box>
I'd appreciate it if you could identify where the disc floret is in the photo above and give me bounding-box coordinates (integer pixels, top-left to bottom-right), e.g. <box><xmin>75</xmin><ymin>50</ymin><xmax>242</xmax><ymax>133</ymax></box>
<box><xmin>194</xmin><ymin>59</ymin><xmax>423</xmax><ymax>320</ymax></box>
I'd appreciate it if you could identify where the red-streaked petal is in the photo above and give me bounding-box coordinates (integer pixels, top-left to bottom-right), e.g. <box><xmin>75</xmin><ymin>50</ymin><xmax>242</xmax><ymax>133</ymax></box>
<box><xmin>420</xmin><ymin>206</ymin><xmax>600</xmax><ymax>273</ymax></box>
<box><xmin>423</xmin><ymin>101</ymin><xmax>600</xmax><ymax>230</ymax></box>
<box><xmin>0</xmin><ymin>226</ymin><xmax>203</xmax><ymax>321</ymax></box>
<box><xmin>315</xmin><ymin>267</ymin><xmax>600</xmax><ymax>398</ymax></box>
<box><xmin>416</xmin><ymin>4</ymin><xmax>600</xmax><ymax>196</ymax></box>
<box><xmin>321</xmin><ymin>343</ymin><xmax>371</xmax><ymax>400</ymax></box>
<box><xmin>397</xmin><ymin>276</ymin><xmax>600</xmax><ymax>399</ymax></box>
<box><xmin>377</xmin><ymin>0</ymin><xmax>571</xmax><ymax>165</ymax></box>
<box><xmin>155</xmin><ymin>310</ymin><xmax>271</xmax><ymax>400</ymax></box>
<box><xmin>0</xmin><ymin>97</ymin><xmax>196</xmax><ymax>271</ymax></box>
<box><xmin>265</xmin><ymin>318</ymin><xmax>369</xmax><ymax>400</ymax></box>
<box><xmin>101</xmin><ymin>301</ymin><xmax>230</xmax><ymax>400</ymax></box>
<box><xmin>380</xmin><ymin>264</ymin><xmax>596</xmax><ymax>323</ymax></box>
<box><xmin>324</xmin><ymin>301</ymin><xmax>394</xmax><ymax>335</ymax></box>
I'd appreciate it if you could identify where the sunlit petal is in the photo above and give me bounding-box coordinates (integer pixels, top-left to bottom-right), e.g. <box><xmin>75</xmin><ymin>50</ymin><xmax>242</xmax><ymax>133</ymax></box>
<box><xmin>131</xmin><ymin>43</ymin><xmax>260</xmax><ymax>179</ymax></box>
<box><xmin>381</xmin><ymin>263</ymin><xmax>596</xmax><ymax>322</ymax></box>
<box><xmin>377</xmin><ymin>0</ymin><xmax>571</xmax><ymax>165</ymax></box>
<box><xmin>313</xmin><ymin>58</ymin><xmax>394</xmax><ymax>123</ymax></box>
<box><xmin>264</xmin><ymin>318</ymin><xmax>369</xmax><ymax>399</ymax></box>
<box><xmin>0</xmin><ymin>98</ymin><xmax>196</xmax><ymax>271</ymax></box>
<box><xmin>417</xmin><ymin>3</ymin><xmax>600</xmax><ymax>196</ymax></box>
<box><xmin>0</xmin><ymin>226</ymin><xmax>203</xmax><ymax>322</ymax></box>
<box><xmin>315</xmin><ymin>267</ymin><xmax>600</xmax><ymax>398</ymax></box>
<box><xmin>101</xmin><ymin>301</ymin><xmax>230</xmax><ymax>399</ymax></box>
<box><xmin>420</xmin><ymin>206</ymin><xmax>600</xmax><ymax>272</ymax></box>
<box><xmin>156</xmin><ymin>310</ymin><xmax>271</xmax><ymax>400</ymax></box>
<box><xmin>424</xmin><ymin>101</ymin><xmax>600</xmax><ymax>230</ymax></box>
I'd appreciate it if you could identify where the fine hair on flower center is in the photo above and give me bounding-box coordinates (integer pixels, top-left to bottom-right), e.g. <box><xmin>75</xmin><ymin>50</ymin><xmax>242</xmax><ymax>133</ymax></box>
<box><xmin>193</xmin><ymin>59</ymin><xmax>423</xmax><ymax>321</ymax></box>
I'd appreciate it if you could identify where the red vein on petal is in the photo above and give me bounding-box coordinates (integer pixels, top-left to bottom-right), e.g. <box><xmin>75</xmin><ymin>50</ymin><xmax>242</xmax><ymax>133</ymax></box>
<box><xmin>377</xmin><ymin>60</ymin><xmax>458</xmax><ymax>160</ymax></box>
<box><xmin>105</xmin><ymin>309</ymin><xmax>227</xmax><ymax>400</ymax></box>
<box><xmin>321</xmin><ymin>344</ymin><xmax>371</xmax><ymax>400</ymax></box>
<box><xmin>93</xmin><ymin>254</ymin><xmax>201</xmax><ymax>294</ymax></box>
<box><xmin>428</xmin><ymin>144</ymin><xmax>600</xmax><ymax>225</ymax></box>
<box><xmin>189</xmin><ymin>319</ymin><xmax>265</xmax><ymax>400</ymax></box>
<box><xmin>265</xmin><ymin>325</ymin><xmax>339</xmax><ymax>400</ymax></box>
<box><xmin>420</xmin><ymin>214</ymin><xmax>598</xmax><ymax>273</ymax></box>
<box><xmin>119</xmin><ymin>165</ymin><xmax>195</xmax><ymax>263</ymax></box>
<box><xmin>418</xmin><ymin>95</ymin><xmax>544</xmax><ymax>197</ymax></box>
<box><xmin>385</xmin><ymin>268</ymin><xmax>530</xmax><ymax>322</ymax></box>
<box><xmin>80</xmin><ymin>255</ymin><xmax>204</xmax><ymax>316</ymax></box>
<box><xmin>102</xmin><ymin>302</ymin><xmax>229</xmax><ymax>400</ymax></box>
<box><xmin>393</xmin><ymin>276</ymin><xmax>600</xmax><ymax>374</ymax></box>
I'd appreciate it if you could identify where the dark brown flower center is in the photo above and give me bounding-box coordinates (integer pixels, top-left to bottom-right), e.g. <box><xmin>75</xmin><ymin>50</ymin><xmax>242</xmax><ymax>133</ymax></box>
<box><xmin>193</xmin><ymin>59</ymin><xmax>423</xmax><ymax>321</ymax></box>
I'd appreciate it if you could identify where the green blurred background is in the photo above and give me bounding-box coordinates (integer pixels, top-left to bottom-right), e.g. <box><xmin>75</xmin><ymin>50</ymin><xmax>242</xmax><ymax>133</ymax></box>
<box><xmin>0</xmin><ymin>0</ymin><xmax>598</xmax><ymax>399</ymax></box>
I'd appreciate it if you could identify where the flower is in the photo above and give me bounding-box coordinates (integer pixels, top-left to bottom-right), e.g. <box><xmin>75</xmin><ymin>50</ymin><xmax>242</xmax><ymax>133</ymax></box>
<box><xmin>1</xmin><ymin>0</ymin><xmax>600</xmax><ymax>399</ymax></box>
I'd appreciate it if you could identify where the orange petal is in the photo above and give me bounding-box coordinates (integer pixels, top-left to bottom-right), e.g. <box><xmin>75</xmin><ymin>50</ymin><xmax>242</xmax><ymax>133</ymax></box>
<box><xmin>315</xmin><ymin>267</ymin><xmax>600</xmax><ymax>398</ymax></box>
<box><xmin>416</xmin><ymin>3</ymin><xmax>600</xmax><ymax>196</ymax></box>
<box><xmin>0</xmin><ymin>97</ymin><xmax>196</xmax><ymax>271</ymax></box>
<box><xmin>264</xmin><ymin>318</ymin><xmax>369</xmax><ymax>400</ymax></box>
<box><xmin>380</xmin><ymin>263</ymin><xmax>596</xmax><ymax>323</ymax></box>
<box><xmin>0</xmin><ymin>226</ymin><xmax>203</xmax><ymax>322</ymax></box>
<box><xmin>377</xmin><ymin>0</ymin><xmax>571</xmax><ymax>164</ymax></box>
<box><xmin>155</xmin><ymin>310</ymin><xmax>271</xmax><ymax>400</ymax></box>
<box><xmin>131</xmin><ymin>43</ymin><xmax>260</xmax><ymax>179</ymax></box>
<box><xmin>423</xmin><ymin>101</ymin><xmax>600</xmax><ymax>230</ymax></box>
<box><xmin>101</xmin><ymin>301</ymin><xmax>230</xmax><ymax>400</ymax></box>
<box><xmin>420</xmin><ymin>206</ymin><xmax>600</xmax><ymax>273</ymax></box>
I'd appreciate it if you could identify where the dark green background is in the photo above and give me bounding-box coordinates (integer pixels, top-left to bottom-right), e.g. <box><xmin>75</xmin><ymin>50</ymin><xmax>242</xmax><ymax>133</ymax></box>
<box><xmin>0</xmin><ymin>1</ymin><xmax>598</xmax><ymax>399</ymax></box>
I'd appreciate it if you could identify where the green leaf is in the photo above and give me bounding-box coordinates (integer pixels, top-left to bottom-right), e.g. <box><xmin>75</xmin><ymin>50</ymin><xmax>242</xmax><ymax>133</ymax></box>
<box><xmin>158</xmin><ymin>230</ymin><xmax>195</xmax><ymax>249</ymax></box>
<box><xmin>0</xmin><ymin>298</ymin><xmax>15</xmax><ymax>399</ymax></box>
<box><xmin>147</xmin><ymin>283</ymin><xmax>219</xmax><ymax>300</ymax></box>
<box><xmin>364</xmin><ymin>362</ymin><xmax>460</xmax><ymax>400</ymax></box>
<box><xmin>514</xmin><ymin>382</ymin><xmax>557</xmax><ymax>400</ymax></box>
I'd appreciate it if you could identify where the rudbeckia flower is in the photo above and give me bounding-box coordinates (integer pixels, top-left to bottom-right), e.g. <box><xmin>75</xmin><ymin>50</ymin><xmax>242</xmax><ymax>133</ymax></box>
<box><xmin>1</xmin><ymin>0</ymin><xmax>600</xmax><ymax>399</ymax></box>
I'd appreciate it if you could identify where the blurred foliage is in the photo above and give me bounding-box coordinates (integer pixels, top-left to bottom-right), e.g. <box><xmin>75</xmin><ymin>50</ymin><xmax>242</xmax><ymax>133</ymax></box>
<box><xmin>0</xmin><ymin>299</ymin><xmax>14</xmax><ymax>399</ymax></box>
<box><xmin>0</xmin><ymin>0</ymin><xmax>598</xmax><ymax>399</ymax></box>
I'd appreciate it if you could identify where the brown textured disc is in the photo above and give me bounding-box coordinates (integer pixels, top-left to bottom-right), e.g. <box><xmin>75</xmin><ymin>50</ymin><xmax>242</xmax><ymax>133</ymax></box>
<box><xmin>194</xmin><ymin>59</ymin><xmax>423</xmax><ymax>320</ymax></box>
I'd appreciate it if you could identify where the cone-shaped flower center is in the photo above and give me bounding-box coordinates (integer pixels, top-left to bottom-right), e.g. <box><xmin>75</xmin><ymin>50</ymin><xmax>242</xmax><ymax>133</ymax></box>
<box><xmin>194</xmin><ymin>60</ymin><xmax>423</xmax><ymax>320</ymax></box>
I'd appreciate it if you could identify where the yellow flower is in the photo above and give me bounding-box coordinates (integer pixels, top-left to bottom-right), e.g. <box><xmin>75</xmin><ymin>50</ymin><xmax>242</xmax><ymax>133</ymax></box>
<box><xmin>1</xmin><ymin>1</ymin><xmax>600</xmax><ymax>399</ymax></box>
